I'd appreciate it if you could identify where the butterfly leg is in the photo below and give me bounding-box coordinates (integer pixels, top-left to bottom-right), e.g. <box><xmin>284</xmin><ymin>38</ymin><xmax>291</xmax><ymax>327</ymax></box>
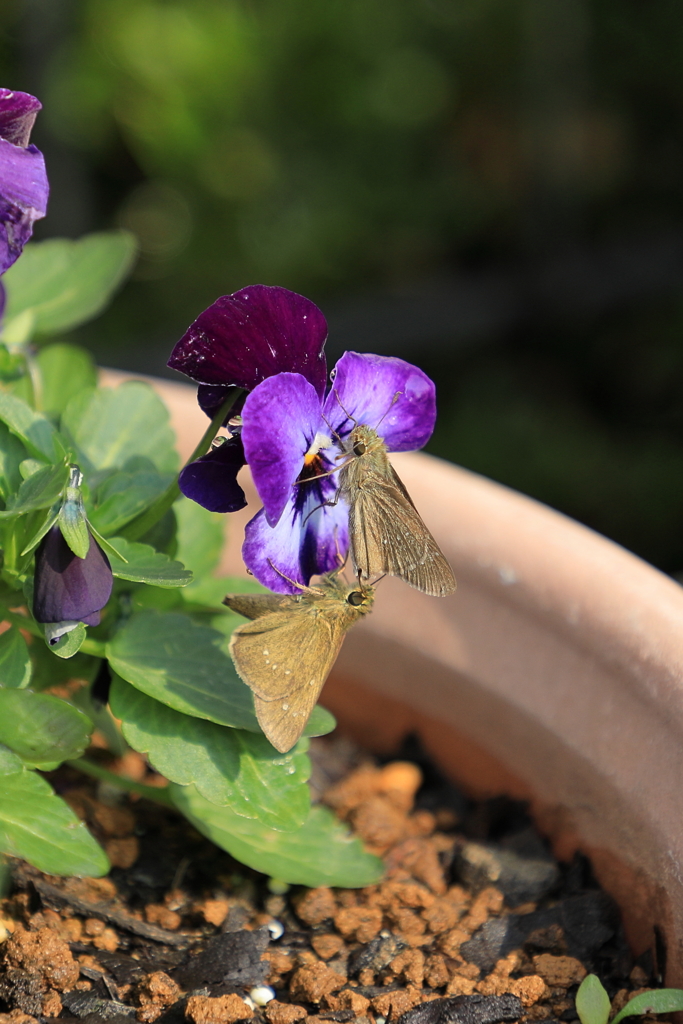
<box><xmin>301</xmin><ymin>486</ymin><xmax>342</xmax><ymax>526</ymax></box>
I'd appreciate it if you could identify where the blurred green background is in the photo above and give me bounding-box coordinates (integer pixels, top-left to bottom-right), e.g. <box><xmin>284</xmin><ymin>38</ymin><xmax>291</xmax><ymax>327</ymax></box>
<box><xmin>4</xmin><ymin>0</ymin><xmax>683</xmax><ymax>571</ymax></box>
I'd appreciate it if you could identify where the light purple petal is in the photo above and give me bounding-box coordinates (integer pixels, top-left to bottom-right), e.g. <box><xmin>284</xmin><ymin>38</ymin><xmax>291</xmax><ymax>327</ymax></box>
<box><xmin>178</xmin><ymin>436</ymin><xmax>247</xmax><ymax>513</ymax></box>
<box><xmin>241</xmin><ymin>372</ymin><xmax>323</xmax><ymax>526</ymax></box>
<box><xmin>242</xmin><ymin>481</ymin><xmax>349</xmax><ymax>594</ymax></box>
<box><xmin>33</xmin><ymin>527</ymin><xmax>113</xmax><ymax>624</ymax></box>
<box><xmin>323</xmin><ymin>351</ymin><xmax>436</xmax><ymax>452</ymax></box>
<box><xmin>0</xmin><ymin>89</ymin><xmax>41</xmax><ymax>148</ymax></box>
<box><xmin>168</xmin><ymin>284</ymin><xmax>328</xmax><ymax>398</ymax></box>
<box><xmin>0</xmin><ymin>139</ymin><xmax>48</xmax><ymax>274</ymax></box>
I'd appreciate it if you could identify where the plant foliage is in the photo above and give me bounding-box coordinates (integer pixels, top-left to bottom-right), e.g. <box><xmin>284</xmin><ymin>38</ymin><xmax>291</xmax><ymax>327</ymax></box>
<box><xmin>0</xmin><ymin>232</ymin><xmax>381</xmax><ymax>887</ymax></box>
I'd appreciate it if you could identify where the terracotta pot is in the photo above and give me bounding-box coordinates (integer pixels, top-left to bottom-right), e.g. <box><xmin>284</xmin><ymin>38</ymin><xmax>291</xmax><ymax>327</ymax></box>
<box><xmin>100</xmin><ymin>369</ymin><xmax>683</xmax><ymax>983</ymax></box>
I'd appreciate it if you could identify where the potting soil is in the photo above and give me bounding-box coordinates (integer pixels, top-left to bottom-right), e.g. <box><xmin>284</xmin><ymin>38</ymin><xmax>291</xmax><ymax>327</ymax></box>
<box><xmin>0</xmin><ymin>738</ymin><xmax>659</xmax><ymax>1024</ymax></box>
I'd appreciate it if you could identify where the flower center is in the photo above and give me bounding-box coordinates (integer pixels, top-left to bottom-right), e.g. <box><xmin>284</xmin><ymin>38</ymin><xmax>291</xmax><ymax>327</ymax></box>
<box><xmin>298</xmin><ymin>453</ymin><xmax>325</xmax><ymax>482</ymax></box>
<box><xmin>303</xmin><ymin>431</ymin><xmax>332</xmax><ymax>465</ymax></box>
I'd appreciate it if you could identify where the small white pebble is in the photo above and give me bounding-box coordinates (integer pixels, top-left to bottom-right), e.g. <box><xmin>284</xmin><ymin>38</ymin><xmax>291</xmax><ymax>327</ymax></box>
<box><xmin>250</xmin><ymin>986</ymin><xmax>276</xmax><ymax>1007</ymax></box>
<box><xmin>376</xmin><ymin>1017</ymin><xmax>386</xmax><ymax>1024</ymax></box>
<box><xmin>267</xmin><ymin>919</ymin><xmax>285</xmax><ymax>940</ymax></box>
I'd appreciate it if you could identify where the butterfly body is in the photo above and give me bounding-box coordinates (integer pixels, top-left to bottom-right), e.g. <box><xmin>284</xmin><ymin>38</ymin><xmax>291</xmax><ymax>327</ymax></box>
<box><xmin>224</xmin><ymin>573</ymin><xmax>374</xmax><ymax>752</ymax></box>
<box><xmin>337</xmin><ymin>424</ymin><xmax>456</xmax><ymax>597</ymax></box>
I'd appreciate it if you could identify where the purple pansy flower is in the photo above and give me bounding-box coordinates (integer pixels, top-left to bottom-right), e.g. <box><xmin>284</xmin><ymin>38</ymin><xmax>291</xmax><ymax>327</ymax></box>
<box><xmin>178</xmin><ymin>434</ymin><xmax>248</xmax><ymax>514</ymax></box>
<box><xmin>33</xmin><ymin>526</ymin><xmax>113</xmax><ymax>644</ymax></box>
<box><xmin>168</xmin><ymin>284</ymin><xmax>437</xmax><ymax>594</ymax></box>
<box><xmin>168</xmin><ymin>284</ymin><xmax>328</xmax><ymax>512</ymax></box>
<box><xmin>0</xmin><ymin>88</ymin><xmax>48</xmax><ymax>276</ymax></box>
<box><xmin>241</xmin><ymin>351</ymin><xmax>436</xmax><ymax>593</ymax></box>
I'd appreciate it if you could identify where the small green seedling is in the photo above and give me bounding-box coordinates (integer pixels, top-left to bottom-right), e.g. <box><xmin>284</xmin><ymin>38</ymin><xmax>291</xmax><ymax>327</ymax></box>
<box><xmin>576</xmin><ymin>974</ymin><xmax>683</xmax><ymax>1024</ymax></box>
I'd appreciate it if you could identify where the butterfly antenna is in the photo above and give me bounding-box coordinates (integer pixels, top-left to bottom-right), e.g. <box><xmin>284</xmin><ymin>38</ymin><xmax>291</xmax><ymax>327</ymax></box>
<box><xmin>375</xmin><ymin>390</ymin><xmax>404</xmax><ymax>431</ymax></box>
<box><xmin>320</xmin><ymin>411</ymin><xmax>344</xmax><ymax>445</ymax></box>
<box><xmin>333</xmin><ymin>389</ymin><xmax>358</xmax><ymax>430</ymax></box>
<box><xmin>266</xmin><ymin>559</ymin><xmax>312</xmax><ymax>594</ymax></box>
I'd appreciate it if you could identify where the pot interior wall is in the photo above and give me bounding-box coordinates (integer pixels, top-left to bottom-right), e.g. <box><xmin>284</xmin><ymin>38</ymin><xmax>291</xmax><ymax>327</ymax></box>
<box><xmin>323</xmin><ymin>663</ymin><xmax>672</xmax><ymax>981</ymax></box>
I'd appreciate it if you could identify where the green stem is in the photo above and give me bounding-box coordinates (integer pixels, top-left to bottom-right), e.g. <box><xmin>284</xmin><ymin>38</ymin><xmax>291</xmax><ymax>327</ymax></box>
<box><xmin>81</xmin><ymin>638</ymin><xmax>107</xmax><ymax>657</ymax></box>
<box><xmin>67</xmin><ymin>757</ymin><xmax>175</xmax><ymax>807</ymax></box>
<box><xmin>121</xmin><ymin>389</ymin><xmax>244</xmax><ymax>543</ymax></box>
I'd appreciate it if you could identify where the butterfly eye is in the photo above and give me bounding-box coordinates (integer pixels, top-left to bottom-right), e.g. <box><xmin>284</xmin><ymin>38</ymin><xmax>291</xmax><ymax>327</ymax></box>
<box><xmin>353</xmin><ymin>441</ymin><xmax>366</xmax><ymax>456</ymax></box>
<box><xmin>347</xmin><ymin>591</ymin><xmax>364</xmax><ymax>606</ymax></box>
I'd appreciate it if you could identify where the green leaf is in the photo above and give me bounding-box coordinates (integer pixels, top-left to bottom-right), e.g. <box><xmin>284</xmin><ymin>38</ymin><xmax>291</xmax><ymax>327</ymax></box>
<box><xmin>0</xmin><ymin>461</ymin><xmax>68</xmax><ymax>518</ymax></box>
<box><xmin>0</xmin><ymin>421</ymin><xmax>28</xmax><ymax>501</ymax></box>
<box><xmin>171</xmin><ymin>785</ymin><xmax>384</xmax><ymax>887</ymax></box>
<box><xmin>107</xmin><ymin>536</ymin><xmax>192</xmax><ymax>587</ymax></box>
<box><xmin>36</xmin><ymin>344</ymin><xmax>97</xmax><ymax>418</ymax></box>
<box><xmin>0</xmin><ymin>768</ymin><xmax>109</xmax><ymax>875</ymax></box>
<box><xmin>575</xmin><ymin>976</ymin><xmax>611</xmax><ymax>1024</ymax></box>
<box><xmin>0</xmin><ymin>391</ymin><xmax>61</xmax><ymax>461</ymax></box>
<box><xmin>19</xmin><ymin>458</ymin><xmax>46</xmax><ymax>479</ymax></box>
<box><xmin>109</xmin><ymin>676</ymin><xmax>310</xmax><ymax>830</ymax></box>
<box><xmin>0</xmin><ymin>627</ymin><xmax>31</xmax><ymax>689</ymax></box>
<box><xmin>85</xmin><ymin>524</ymin><xmax>127</xmax><ymax>562</ymax></box>
<box><xmin>612</xmin><ymin>990</ymin><xmax>683</xmax><ymax>1024</ymax></box>
<box><xmin>29</xmin><ymin>645</ymin><xmax>97</xmax><ymax>692</ymax></box>
<box><xmin>132</xmin><ymin>586</ymin><xmax>184</xmax><ymax>613</ymax></box>
<box><xmin>106</xmin><ymin>610</ymin><xmax>258</xmax><ymax>730</ymax></box>
<box><xmin>59</xmin><ymin>495</ymin><xmax>90</xmax><ymax>558</ymax></box>
<box><xmin>305</xmin><ymin>705</ymin><xmax>336</xmax><ymax>738</ymax></box>
<box><xmin>0</xmin><ymin>688</ymin><xmax>91</xmax><ymax>765</ymax></box>
<box><xmin>0</xmin><ymin>344</ymin><xmax>27</xmax><ymax>383</ymax></box>
<box><xmin>174</xmin><ymin>497</ymin><xmax>225</xmax><ymax>577</ymax></box>
<box><xmin>47</xmin><ymin>623</ymin><xmax>87</xmax><ymax>659</ymax></box>
<box><xmin>0</xmin><ymin>742</ymin><xmax>24</xmax><ymax>775</ymax></box>
<box><xmin>20</xmin><ymin>507</ymin><xmax>59</xmax><ymax>557</ymax></box>
<box><xmin>1</xmin><ymin>231</ymin><xmax>137</xmax><ymax>338</ymax></box>
<box><xmin>89</xmin><ymin>469</ymin><xmax>174</xmax><ymax>535</ymax></box>
<box><xmin>183</xmin><ymin>574</ymin><xmax>265</xmax><ymax>613</ymax></box>
<box><xmin>62</xmin><ymin>383</ymin><xmax>178</xmax><ymax>473</ymax></box>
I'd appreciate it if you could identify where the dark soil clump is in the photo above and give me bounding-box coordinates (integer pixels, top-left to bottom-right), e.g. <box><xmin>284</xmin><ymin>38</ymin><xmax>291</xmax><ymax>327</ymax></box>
<box><xmin>0</xmin><ymin>739</ymin><xmax>658</xmax><ymax>1024</ymax></box>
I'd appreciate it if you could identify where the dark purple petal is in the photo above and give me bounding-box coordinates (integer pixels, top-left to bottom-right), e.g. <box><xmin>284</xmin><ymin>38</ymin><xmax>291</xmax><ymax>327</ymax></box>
<box><xmin>178</xmin><ymin>435</ymin><xmax>247</xmax><ymax>513</ymax></box>
<box><xmin>323</xmin><ymin>351</ymin><xmax>436</xmax><ymax>452</ymax></box>
<box><xmin>0</xmin><ymin>89</ymin><xmax>42</xmax><ymax>148</ymax></box>
<box><xmin>197</xmin><ymin>383</ymin><xmax>245</xmax><ymax>420</ymax></box>
<box><xmin>0</xmin><ymin>138</ymin><xmax>48</xmax><ymax>274</ymax></box>
<box><xmin>241</xmin><ymin>372</ymin><xmax>324</xmax><ymax>526</ymax></box>
<box><xmin>168</xmin><ymin>284</ymin><xmax>328</xmax><ymax>398</ymax></box>
<box><xmin>33</xmin><ymin>526</ymin><xmax>113</xmax><ymax>625</ymax></box>
<box><xmin>242</xmin><ymin>474</ymin><xmax>349</xmax><ymax>594</ymax></box>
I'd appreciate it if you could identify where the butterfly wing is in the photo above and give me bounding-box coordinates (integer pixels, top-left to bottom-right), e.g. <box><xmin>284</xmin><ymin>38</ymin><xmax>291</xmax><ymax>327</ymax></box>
<box><xmin>349</xmin><ymin>461</ymin><xmax>456</xmax><ymax>597</ymax></box>
<box><xmin>223</xmin><ymin>592</ymin><xmax>294</xmax><ymax>620</ymax></box>
<box><xmin>229</xmin><ymin>605</ymin><xmax>348</xmax><ymax>752</ymax></box>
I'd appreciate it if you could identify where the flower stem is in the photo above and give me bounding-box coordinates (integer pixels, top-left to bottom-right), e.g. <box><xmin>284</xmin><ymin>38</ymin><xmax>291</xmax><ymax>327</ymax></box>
<box><xmin>66</xmin><ymin>757</ymin><xmax>175</xmax><ymax>807</ymax></box>
<box><xmin>121</xmin><ymin>388</ymin><xmax>244</xmax><ymax>542</ymax></box>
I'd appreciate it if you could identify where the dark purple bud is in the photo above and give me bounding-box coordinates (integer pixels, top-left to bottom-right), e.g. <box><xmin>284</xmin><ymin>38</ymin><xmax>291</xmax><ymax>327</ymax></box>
<box><xmin>0</xmin><ymin>89</ymin><xmax>42</xmax><ymax>148</ymax></box>
<box><xmin>178</xmin><ymin>434</ymin><xmax>247</xmax><ymax>513</ymax></box>
<box><xmin>0</xmin><ymin>88</ymin><xmax>48</xmax><ymax>275</ymax></box>
<box><xmin>168</xmin><ymin>284</ymin><xmax>328</xmax><ymax>399</ymax></box>
<box><xmin>33</xmin><ymin>526</ymin><xmax>113</xmax><ymax>628</ymax></box>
